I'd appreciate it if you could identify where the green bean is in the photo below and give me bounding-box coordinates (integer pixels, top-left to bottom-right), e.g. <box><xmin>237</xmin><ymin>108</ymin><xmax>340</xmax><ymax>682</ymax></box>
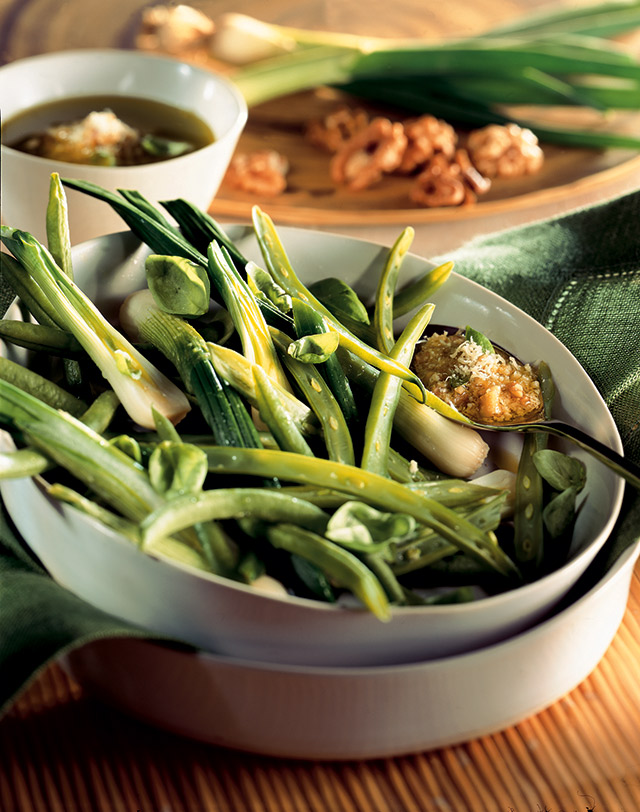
<box><xmin>291</xmin><ymin>297</ymin><xmax>359</xmax><ymax>426</ymax></box>
<box><xmin>387</xmin><ymin>447</ymin><xmax>440</xmax><ymax>483</ymax></box>
<box><xmin>273</xmin><ymin>485</ymin><xmax>353</xmax><ymax>508</ymax></box>
<box><xmin>252</xmin><ymin>364</ymin><xmax>315</xmax><ymax>456</ymax></box>
<box><xmin>391</xmin><ymin>536</ymin><xmax>458</xmax><ymax>575</ymax></box>
<box><xmin>79</xmin><ymin>390</ymin><xmax>122</xmax><ymax>434</ymax></box>
<box><xmin>51</xmin><ymin>476</ymin><xmax>213</xmax><ymax>572</ymax></box>
<box><xmin>407</xmin><ymin>478</ymin><xmax>509</xmax><ymax>507</ymax></box>
<box><xmin>48</xmin><ymin>483</ymin><xmax>142</xmax><ymax>544</ymax></box>
<box><xmin>266</xmin><ymin>523</ymin><xmax>391</xmax><ymax>620</ymax></box>
<box><xmin>140</xmin><ymin>487</ymin><xmax>330</xmax><ymax>547</ymax></box>
<box><xmin>338</xmin><ymin>346</ymin><xmax>489</xmax><ymax>479</ymax></box>
<box><xmin>392</xmin><ymin>261</ymin><xmax>453</xmax><ymax>318</ymax></box>
<box><xmin>203</xmin><ymin>445</ymin><xmax>519</xmax><ymax>577</ymax></box>
<box><xmin>513</xmin><ymin>361</ymin><xmax>554</xmax><ymax>570</ymax></box>
<box><xmin>0</xmin><ymin>320</ymin><xmax>83</xmax><ymax>356</ymax></box>
<box><xmin>0</xmin><ymin>356</ymin><xmax>87</xmax><ymax>416</ymax></box>
<box><xmin>361</xmin><ymin>302</ymin><xmax>434</xmax><ymax>476</ymax></box>
<box><xmin>513</xmin><ymin>435</ymin><xmax>545</xmax><ymax>569</ymax></box>
<box><xmin>272</xmin><ymin>329</ymin><xmax>355</xmax><ymax>465</ymax></box>
<box><xmin>362</xmin><ymin>552</ymin><xmax>406</xmax><ymax>604</ymax></box>
<box><xmin>373</xmin><ymin>226</ymin><xmax>414</xmax><ymax>354</ymax></box>
<box><xmin>251</xmin><ymin>206</ymin><xmax>426</xmax><ymax>402</ymax></box>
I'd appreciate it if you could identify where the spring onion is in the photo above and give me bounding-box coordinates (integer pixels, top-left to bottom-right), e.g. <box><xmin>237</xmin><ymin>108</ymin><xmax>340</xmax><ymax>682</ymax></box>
<box><xmin>210</xmin><ymin>3</ymin><xmax>640</xmax><ymax>150</ymax></box>
<box><xmin>1</xmin><ymin>227</ymin><xmax>191</xmax><ymax>429</ymax></box>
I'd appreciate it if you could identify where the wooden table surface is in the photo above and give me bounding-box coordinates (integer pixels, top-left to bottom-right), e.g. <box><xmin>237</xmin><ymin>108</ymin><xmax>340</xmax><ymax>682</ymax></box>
<box><xmin>2</xmin><ymin>1</ymin><xmax>640</xmax><ymax>809</ymax></box>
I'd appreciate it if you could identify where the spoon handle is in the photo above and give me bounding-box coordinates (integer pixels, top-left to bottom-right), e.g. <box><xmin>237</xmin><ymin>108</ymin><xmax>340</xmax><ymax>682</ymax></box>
<box><xmin>519</xmin><ymin>420</ymin><xmax>640</xmax><ymax>491</ymax></box>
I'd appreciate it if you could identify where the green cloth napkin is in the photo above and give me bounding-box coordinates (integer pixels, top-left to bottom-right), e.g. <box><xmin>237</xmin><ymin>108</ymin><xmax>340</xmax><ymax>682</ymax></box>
<box><xmin>1</xmin><ymin>190</ymin><xmax>640</xmax><ymax>716</ymax></box>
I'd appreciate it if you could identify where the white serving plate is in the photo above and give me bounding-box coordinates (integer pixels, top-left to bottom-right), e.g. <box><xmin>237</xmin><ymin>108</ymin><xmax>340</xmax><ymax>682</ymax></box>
<box><xmin>61</xmin><ymin>538</ymin><xmax>640</xmax><ymax>760</ymax></box>
<box><xmin>0</xmin><ymin>226</ymin><xmax>625</xmax><ymax>667</ymax></box>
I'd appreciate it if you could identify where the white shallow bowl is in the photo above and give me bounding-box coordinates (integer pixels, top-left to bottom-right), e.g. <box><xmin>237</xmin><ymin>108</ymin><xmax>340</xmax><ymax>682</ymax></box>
<box><xmin>0</xmin><ymin>49</ymin><xmax>247</xmax><ymax>244</ymax></box>
<box><xmin>0</xmin><ymin>227</ymin><xmax>625</xmax><ymax>667</ymax></box>
<box><xmin>61</xmin><ymin>539</ymin><xmax>640</xmax><ymax>760</ymax></box>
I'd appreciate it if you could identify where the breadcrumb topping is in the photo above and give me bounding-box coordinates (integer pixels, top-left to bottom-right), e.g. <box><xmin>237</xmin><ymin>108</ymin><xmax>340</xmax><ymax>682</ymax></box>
<box><xmin>413</xmin><ymin>331</ymin><xmax>544</xmax><ymax>424</ymax></box>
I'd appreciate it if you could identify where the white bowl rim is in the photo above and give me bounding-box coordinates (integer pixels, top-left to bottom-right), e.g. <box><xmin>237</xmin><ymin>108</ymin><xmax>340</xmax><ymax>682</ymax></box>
<box><xmin>121</xmin><ymin>537</ymin><xmax>640</xmax><ymax>676</ymax></box>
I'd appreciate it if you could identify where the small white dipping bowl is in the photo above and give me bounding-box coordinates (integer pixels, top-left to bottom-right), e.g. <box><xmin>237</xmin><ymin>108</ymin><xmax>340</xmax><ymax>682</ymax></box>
<box><xmin>0</xmin><ymin>227</ymin><xmax>626</xmax><ymax>668</ymax></box>
<box><xmin>0</xmin><ymin>49</ymin><xmax>247</xmax><ymax>244</ymax></box>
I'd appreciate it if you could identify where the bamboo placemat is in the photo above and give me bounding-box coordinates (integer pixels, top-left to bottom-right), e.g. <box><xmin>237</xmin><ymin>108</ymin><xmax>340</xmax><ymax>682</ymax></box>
<box><xmin>2</xmin><ymin>563</ymin><xmax>640</xmax><ymax>812</ymax></box>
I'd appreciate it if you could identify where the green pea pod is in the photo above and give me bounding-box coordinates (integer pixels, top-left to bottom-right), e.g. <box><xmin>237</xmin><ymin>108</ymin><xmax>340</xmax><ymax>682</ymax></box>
<box><xmin>287</xmin><ymin>331</ymin><xmax>340</xmax><ymax>363</ymax></box>
<box><xmin>307</xmin><ymin>276</ymin><xmax>370</xmax><ymax>326</ymax></box>
<box><xmin>148</xmin><ymin>441</ymin><xmax>209</xmax><ymax>498</ymax></box>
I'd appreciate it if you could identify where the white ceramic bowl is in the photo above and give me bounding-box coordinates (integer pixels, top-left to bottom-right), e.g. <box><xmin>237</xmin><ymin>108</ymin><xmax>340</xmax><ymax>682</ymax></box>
<box><xmin>0</xmin><ymin>49</ymin><xmax>247</xmax><ymax>244</ymax></box>
<box><xmin>61</xmin><ymin>538</ymin><xmax>640</xmax><ymax>760</ymax></box>
<box><xmin>0</xmin><ymin>227</ymin><xmax>625</xmax><ymax>668</ymax></box>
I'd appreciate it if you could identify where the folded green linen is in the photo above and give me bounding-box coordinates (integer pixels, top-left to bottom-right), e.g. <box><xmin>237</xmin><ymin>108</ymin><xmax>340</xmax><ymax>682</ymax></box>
<box><xmin>1</xmin><ymin>190</ymin><xmax>639</xmax><ymax>715</ymax></box>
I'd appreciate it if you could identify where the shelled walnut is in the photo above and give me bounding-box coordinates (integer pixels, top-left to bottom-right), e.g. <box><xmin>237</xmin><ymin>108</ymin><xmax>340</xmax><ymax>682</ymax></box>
<box><xmin>225</xmin><ymin>150</ymin><xmax>290</xmax><ymax>196</ymax></box>
<box><xmin>467</xmin><ymin>123</ymin><xmax>544</xmax><ymax>179</ymax></box>
<box><xmin>330</xmin><ymin>117</ymin><xmax>408</xmax><ymax>191</ymax></box>
<box><xmin>305</xmin><ymin>106</ymin><xmax>370</xmax><ymax>153</ymax></box>
<box><xmin>135</xmin><ymin>4</ymin><xmax>215</xmax><ymax>54</ymax></box>
<box><xmin>397</xmin><ymin>115</ymin><xmax>457</xmax><ymax>174</ymax></box>
<box><xmin>409</xmin><ymin>150</ymin><xmax>491</xmax><ymax>208</ymax></box>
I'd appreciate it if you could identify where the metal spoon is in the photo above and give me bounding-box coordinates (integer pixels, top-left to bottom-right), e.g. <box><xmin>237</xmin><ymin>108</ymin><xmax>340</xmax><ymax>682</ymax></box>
<box><xmin>415</xmin><ymin>326</ymin><xmax>640</xmax><ymax>491</ymax></box>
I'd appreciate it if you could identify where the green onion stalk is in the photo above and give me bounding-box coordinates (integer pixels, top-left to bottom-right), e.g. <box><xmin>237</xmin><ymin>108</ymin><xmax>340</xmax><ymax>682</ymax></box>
<box><xmin>211</xmin><ymin>3</ymin><xmax>640</xmax><ymax>150</ymax></box>
<box><xmin>0</xmin><ymin>227</ymin><xmax>191</xmax><ymax>430</ymax></box>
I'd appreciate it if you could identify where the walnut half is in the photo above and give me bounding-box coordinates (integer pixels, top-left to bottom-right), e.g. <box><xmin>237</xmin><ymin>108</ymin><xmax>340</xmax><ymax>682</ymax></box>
<box><xmin>467</xmin><ymin>123</ymin><xmax>544</xmax><ymax>179</ymax></box>
<box><xmin>225</xmin><ymin>150</ymin><xmax>290</xmax><ymax>197</ymax></box>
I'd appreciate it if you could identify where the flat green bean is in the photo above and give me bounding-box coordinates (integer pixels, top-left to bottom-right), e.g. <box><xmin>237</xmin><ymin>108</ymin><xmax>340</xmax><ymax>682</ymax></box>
<box><xmin>272</xmin><ymin>329</ymin><xmax>355</xmax><ymax>465</ymax></box>
<box><xmin>252</xmin><ymin>206</ymin><xmax>427</xmax><ymax>402</ymax></box>
<box><xmin>373</xmin><ymin>226</ymin><xmax>414</xmax><ymax>354</ymax></box>
<box><xmin>392</xmin><ymin>261</ymin><xmax>453</xmax><ymax>318</ymax></box>
<box><xmin>266</xmin><ymin>523</ymin><xmax>391</xmax><ymax>620</ymax></box>
<box><xmin>140</xmin><ymin>487</ymin><xmax>330</xmax><ymax>548</ymax></box>
<box><xmin>0</xmin><ymin>356</ymin><xmax>87</xmax><ymax>416</ymax></box>
<box><xmin>252</xmin><ymin>365</ymin><xmax>316</xmax><ymax>456</ymax></box>
<box><xmin>203</xmin><ymin>445</ymin><xmax>519</xmax><ymax>577</ymax></box>
<box><xmin>360</xmin><ymin>302</ymin><xmax>434</xmax><ymax>476</ymax></box>
<box><xmin>0</xmin><ymin>320</ymin><xmax>83</xmax><ymax>356</ymax></box>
